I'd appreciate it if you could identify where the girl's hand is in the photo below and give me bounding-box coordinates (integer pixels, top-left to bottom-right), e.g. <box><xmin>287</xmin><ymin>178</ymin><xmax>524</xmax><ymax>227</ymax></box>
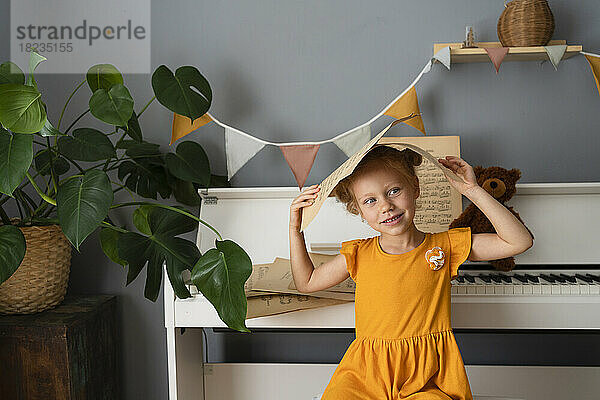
<box><xmin>289</xmin><ymin>184</ymin><xmax>320</xmax><ymax>232</ymax></box>
<box><xmin>438</xmin><ymin>156</ymin><xmax>479</xmax><ymax>196</ymax></box>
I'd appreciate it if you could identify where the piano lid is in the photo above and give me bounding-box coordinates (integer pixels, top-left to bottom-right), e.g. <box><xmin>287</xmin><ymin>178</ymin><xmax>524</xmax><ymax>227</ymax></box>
<box><xmin>196</xmin><ymin>183</ymin><xmax>600</xmax><ymax>266</ymax></box>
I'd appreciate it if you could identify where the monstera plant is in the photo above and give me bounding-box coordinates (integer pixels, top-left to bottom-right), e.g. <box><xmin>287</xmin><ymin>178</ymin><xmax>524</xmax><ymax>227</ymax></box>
<box><xmin>0</xmin><ymin>51</ymin><xmax>252</xmax><ymax>332</ymax></box>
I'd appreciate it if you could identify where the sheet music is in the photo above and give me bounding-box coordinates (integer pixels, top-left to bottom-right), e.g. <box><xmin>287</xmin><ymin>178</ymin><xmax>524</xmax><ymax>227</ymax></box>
<box><xmin>246</xmin><ymin>294</ymin><xmax>348</xmax><ymax>319</ymax></box>
<box><xmin>246</xmin><ymin>257</ymin><xmax>355</xmax><ymax>301</ymax></box>
<box><xmin>378</xmin><ymin>136</ymin><xmax>462</xmax><ymax>233</ymax></box>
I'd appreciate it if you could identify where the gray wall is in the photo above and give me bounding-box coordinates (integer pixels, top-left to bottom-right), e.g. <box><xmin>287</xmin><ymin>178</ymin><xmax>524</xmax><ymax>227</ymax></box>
<box><xmin>2</xmin><ymin>0</ymin><xmax>599</xmax><ymax>398</ymax></box>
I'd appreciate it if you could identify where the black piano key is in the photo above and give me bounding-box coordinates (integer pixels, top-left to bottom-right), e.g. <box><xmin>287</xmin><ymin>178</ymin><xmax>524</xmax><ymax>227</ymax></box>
<box><xmin>585</xmin><ymin>274</ymin><xmax>600</xmax><ymax>283</ymax></box>
<box><xmin>558</xmin><ymin>273</ymin><xmax>577</xmax><ymax>283</ymax></box>
<box><xmin>489</xmin><ymin>274</ymin><xmax>502</xmax><ymax>283</ymax></box>
<box><xmin>477</xmin><ymin>274</ymin><xmax>492</xmax><ymax>283</ymax></box>
<box><xmin>456</xmin><ymin>276</ymin><xmax>465</xmax><ymax>283</ymax></box>
<box><xmin>513</xmin><ymin>274</ymin><xmax>529</xmax><ymax>283</ymax></box>
<box><xmin>539</xmin><ymin>274</ymin><xmax>555</xmax><ymax>283</ymax></box>
<box><xmin>524</xmin><ymin>273</ymin><xmax>540</xmax><ymax>283</ymax></box>
<box><xmin>464</xmin><ymin>275</ymin><xmax>475</xmax><ymax>283</ymax></box>
<box><xmin>499</xmin><ymin>275</ymin><xmax>512</xmax><ymax>284</ymax></box>
<box><xmin>549</xmin><ymin>274</ymin><xmax>567</xmax><ymax>283</ymax></box>
<box><xmin>575</xmin><ymin>274</ymin><xmax>594</xmax><ymax>283</ymax></box>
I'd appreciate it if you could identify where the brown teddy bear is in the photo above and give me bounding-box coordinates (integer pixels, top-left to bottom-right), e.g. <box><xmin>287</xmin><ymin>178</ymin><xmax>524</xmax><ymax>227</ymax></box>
<box><xmin>449</xmin><ymin>166</ymin><xmax>533</xmax><ymax>271</ymax></box>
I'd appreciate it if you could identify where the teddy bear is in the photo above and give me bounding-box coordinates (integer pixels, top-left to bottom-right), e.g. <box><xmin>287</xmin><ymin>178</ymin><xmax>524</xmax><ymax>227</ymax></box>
<box><xmin>449</xmin><ymin>166</ymin><xmax>533</xmax><ymax>271</ymax></box>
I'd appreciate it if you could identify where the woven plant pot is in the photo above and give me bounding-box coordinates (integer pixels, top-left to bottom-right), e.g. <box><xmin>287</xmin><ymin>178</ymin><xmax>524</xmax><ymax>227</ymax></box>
<box><xmin>0</xmin><ymin>224</ymin><xmax>72</xmax><ymax>314</ymax></box>
<box><xmin>497</xmin><ymin>0</ymin><xmax>555</xmax><ymax>47</ymax></box>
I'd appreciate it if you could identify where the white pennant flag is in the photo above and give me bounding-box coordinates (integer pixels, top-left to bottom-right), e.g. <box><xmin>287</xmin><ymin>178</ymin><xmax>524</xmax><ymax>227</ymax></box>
<box><xmin>333</xmin><ymin>125</ymin><xmax>371</xmax><ymax>157</ymax></box>
<box><xmin>543</xmin><ymin>45</ymin><xmax>567</xmax><ymax>70</ymax></box>
<box><xmin>225</xmin><ymin>127</ymin><xmax>265</xmax><ymax>179</ymax></box>
<box><xmin>432</xmin><ymin>46</ymin><xmax>451</xmax><ymax>70</ymax></box>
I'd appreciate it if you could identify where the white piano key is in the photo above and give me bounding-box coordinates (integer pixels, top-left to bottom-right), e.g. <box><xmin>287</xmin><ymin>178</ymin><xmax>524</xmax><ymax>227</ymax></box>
<box><xmin>476</xmin><ymin>285</ymin><xmax>487</xmax><ymax>295</ymax></box>
<box><xmin>494</xmin><ymin>285</ymin><xmax>505</xmax><ymax>295</ymax></box>
<box><xmin>551</xmin><ymin>285</ymin><xmax>561</xmax><ymax>295</ymax></box>
<box><xmin>580</xmin><ymin>284</ymin><xmax>590</xmax><ymax>295</ymax></box>
<box><xmin>532</xmin><ymin>284</ymin><xmax>542</xmax><ymax>295</ymax></box>
<box><xmin>560</xmin><ymin>284</ymin><xmax>571</xmax><ymax>295</ymax></box>
<box><xmin>457</xmin><ymin>285</ymin><xmax>467</xmax><ymax>294</ymax></box>
<box><xmin>485</xmin><ymin>285</ymin><xmax>495</xmax><ymax>295</ymax></box>
<box><xmin>451</xmin><ymin>285</ymin><xmax>458</xmax><ymax>294</ymax></box>
<box><xmin>503</xmin><ymin>285</ymin><xmax>514</xmax><ymax>295</ymax></box>
<box><xmin>513</xmin><ymin>285</ymin><xmax>523</xmax><ymax>295</ymax></box>
<box><xmin>569</xmin><ymin>284</ymin><xmax>580</xmax><ymax>295</ymax></box>
<box><xmin>542</xmin><ymin>285</ymin><xmax>552</xmax><ymax>295</ymax></box>
<box><xmin>466</xmin><ymin>285</ymin><xmax>478</xmax><ymax>295</ymax></box>
<box><xmin>522</xmin><ymin>285</ymin><xmax>533</xmax><ymax>295</ymax></box>
<box><xmin>590</xmin><ymin>285</ymin><xmax>600</xmax><ymax>295</ymax></box>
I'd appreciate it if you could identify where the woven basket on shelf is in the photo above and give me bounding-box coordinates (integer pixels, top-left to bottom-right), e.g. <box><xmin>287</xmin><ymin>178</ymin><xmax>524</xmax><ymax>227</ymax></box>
<box><xmin>0</xmin><ymin>224</ymin><xmax>72</xmax><ymax>314</ymax></box>
<box><xmin>497</xmin><ymin>0</ymin><xmax>555</xmax><ymax>47</ymax></box>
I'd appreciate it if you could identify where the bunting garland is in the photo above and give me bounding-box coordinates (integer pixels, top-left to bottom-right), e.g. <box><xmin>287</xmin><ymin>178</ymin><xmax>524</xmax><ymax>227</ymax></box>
<box><xmin>582</xmin><ymin>52</ymin><xmax>600</xmax><ymax>97</ymax></box>
<box><xmin>484</xmin><ymin>47</ymin><xmax>510</xmax><ymax>73</ymax></box>
<box><xmin>279</xmin><ymin>144</ymin><xmax>321</xmax><ymax>189</ymax></box>
<box><xmin>544</xmin><ymin>45</ymin><xmax>568</xmax><ymax>70</ymax></box>
<box><xmin>168</xmin><ymin>46</ymin><xmax>600</xmax><ymax>189</ymax></box>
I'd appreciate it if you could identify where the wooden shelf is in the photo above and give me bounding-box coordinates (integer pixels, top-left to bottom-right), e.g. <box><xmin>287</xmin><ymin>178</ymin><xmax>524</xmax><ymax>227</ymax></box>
<box><xmin>433</xmin><ymin>40</ymin><xmax>582</xmax><ymax>63</ymax></box>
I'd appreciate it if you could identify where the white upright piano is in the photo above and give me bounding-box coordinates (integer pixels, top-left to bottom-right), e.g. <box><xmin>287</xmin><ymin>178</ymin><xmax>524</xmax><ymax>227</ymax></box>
<box><xmin>164</xmin><ymin>182</ymin><xmax>600</xmax><ymax>400</ymax></box>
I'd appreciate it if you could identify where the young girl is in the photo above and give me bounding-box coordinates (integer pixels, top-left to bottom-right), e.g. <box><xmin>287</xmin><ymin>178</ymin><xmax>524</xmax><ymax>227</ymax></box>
<box><xmin>288</xmin><ymin>145</ymin><xmax>533</xmax><ymax>400</ymax></box>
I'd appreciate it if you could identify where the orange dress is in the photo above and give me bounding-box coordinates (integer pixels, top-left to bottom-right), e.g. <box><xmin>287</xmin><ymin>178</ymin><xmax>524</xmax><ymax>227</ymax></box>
<box><xmin>321</xmin><ymin>227</ymin><xmax>473</xmax><ymax>400</ymax></box>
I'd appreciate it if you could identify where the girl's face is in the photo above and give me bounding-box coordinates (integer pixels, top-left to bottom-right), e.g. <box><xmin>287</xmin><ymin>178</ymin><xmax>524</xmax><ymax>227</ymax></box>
<box><xmin>351</xmin><ymin>165</ymin><xmax>419</xmax><ymax>236</ymax></box>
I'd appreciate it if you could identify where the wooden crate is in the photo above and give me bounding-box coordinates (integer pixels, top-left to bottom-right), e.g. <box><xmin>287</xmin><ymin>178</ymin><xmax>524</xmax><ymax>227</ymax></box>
<box><xmin>0</xmin><ymin>295</ymin><xmax>119</xmax><ymax>400</ymax></box>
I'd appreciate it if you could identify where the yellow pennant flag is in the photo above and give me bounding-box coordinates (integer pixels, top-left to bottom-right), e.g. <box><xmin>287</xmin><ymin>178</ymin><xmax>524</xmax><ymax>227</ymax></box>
<box><xmin>170</xmin><ymin>113</ymin><xmax>213</xmax><ymax>145</ymax></box>
<box><xmin>383</xmin><ymin>86</ymin><xmax>426</xmax><ymax>135</ymax></box>
<box><xmin>584</xmin><ymin>54</ymin><xmax>600</xmax><ymax>97</ymax></box>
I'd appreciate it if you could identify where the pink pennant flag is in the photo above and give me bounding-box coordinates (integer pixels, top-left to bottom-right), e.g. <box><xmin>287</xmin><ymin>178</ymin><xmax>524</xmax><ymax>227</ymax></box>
<box><xmin>279</xmin><ymin>144</ymin><xmax>320</xmax><ymax>189</ymax></box>
<box><xmin>484</xmin><ymin>47</ymin><xmax>510</xmax><ymax>74</ymax></box>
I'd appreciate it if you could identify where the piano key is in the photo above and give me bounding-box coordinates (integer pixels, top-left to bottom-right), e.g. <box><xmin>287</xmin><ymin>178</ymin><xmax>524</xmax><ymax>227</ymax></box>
<box><xmin>513</xmin><ymin>285</ymin><xmax>523</xmax><ymax>295</ymax></box>
<box><xmin>500</xmin><ymin>275</ymin><xmax>512</xmax><ymax>284</ymax></box>
<box><xmin>524</xmin><ymin>273</ymin><xmax>540</xmax><ymax>283</ymax></box>
<box><xmin>478</xmin><ymin>274</ymin><xmax>492</xmax><ymax>283</ymax></box>
<box><xmin>580</xmin><ymin>284</ymin><xmax>590</xmax><ymax>295</ymax></box>
<box><xmin>503</xmin><ymin>285</ymin><xmax>514</xmax><ymax>294</ymax></box>
<box><xmin>456</xmin><ymin>276</ymin><xmax>465</xmax><ymax>283</ymax></box>
<box><xmin>575</xmin><ymin>274</ymin><xmax>594</xmax><ymax>283</ymax></box>
<box><xmin>551</xmin><ymin>284</ymin><xmax>561</xmax><ymax>295</ymax></box>
<box><xmin>585</xmin><ymin>274</ymin><xmax>600</xmax><ymax>283</ymax></box>
<box><xmin>490</xmin><ymin>274</ymin><xmax>502</xmax><ymax>284</ymax></box>
<box><xmin>539</xmin><ymin>274</ymin><xmax>555</xmax><ymax>283</ymax></box>
<box><xmin>513</xmin><ymin>274</ymin><xmax>529</xmax><ymax>283</ymax></box>
<box><xmin>559</xmin><ymin>273</ymin><xmax>577</xmax><ymax>283</ymax></box>
<box><xmin>542</xmin><ymin>284</ymin><xmax>552</xmax><ymax>294</ymax></box>
<box><xmin>522</xmin><ymin>284</ymin><xmax>533</xmax><ymax>294</ymax></box>
<box><xmin>590</xmin><ymin>285</ymin><xmax>600</xmax><ymax>295</ymax></box>
<box><xmin>549</xmin><ymin>273</ymin><xmax>567</xmax><ymax>283</ymax></box>
<box><xmin>464</xmin><ymin>275</ymin><xmax>475</xmax><ymax>283</ymax></box>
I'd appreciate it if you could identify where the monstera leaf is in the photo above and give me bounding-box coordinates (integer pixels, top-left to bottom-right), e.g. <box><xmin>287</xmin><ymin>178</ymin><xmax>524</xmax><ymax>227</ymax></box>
<box><xmin>117</xmin><ymin>206</ymin><xmax>200</xmax><ymax>301</ymax></box>
<box><xmin>0</xmin><ymin>128</ymin><xmax>33</xmax><ymax>196</ymax></box>
<box><xmin>191</xmin><ymin>239</ymin><xmax>252</xmax><ymax>333</ymax></box>
<box><xmin>118</xmin><ymin>111</ymin><xmax>142</xmax><ymax>142</ymax></box>
<box><xmin>0</xmin><ymin>61</ymin><xmax>25</xmax><ymax>85</ymax></box>
<box><xmin>151</xmin><ymin>65</ymin><xmax>212</xmax><ymax>121</ymax></box>
<box><xmin>86</xmin><ymin>64</ymin><xmax>123</xmax><ymax>92</ymax></box>
<box><xmin>165</xmin><ymin>141</ymin><xmax>210</xmax><ymax>187</ymax></box>
<box><xmin>0</xmin><ymin>225</ymin><xmax>26</xmax><ymax>285</ymax></box>
<box><xmin>118</xmin><ymin>159</ymin><xmax>171</xmax><ymax>200</ymax></box>
<box><xmin>56</xmin><ymin>170</ymin><xmax>113</xmax><ymax>250</ymax></box>
<box><xmin>0</xmin><ymin>83</ymin><xmax>47</xmax><ymax>134</ymax></box>
<box><xmin>34</xmin><ymin>149</ymin><xmax>70</xmax><ymax>176</ymax></box>
<box><xmin>89</xmin><ymin>83</ymin><xmax>134</xmax><ymax>127</ymax></box>
<box><xmin>99</xmin><ymin>228</ymin><xmax>127</xmax><ymax>267</ymax></box>
<box><xmin>58</xmin><ymin>127</ymin><xmax>116</xmax><ymax>161</ymax></box>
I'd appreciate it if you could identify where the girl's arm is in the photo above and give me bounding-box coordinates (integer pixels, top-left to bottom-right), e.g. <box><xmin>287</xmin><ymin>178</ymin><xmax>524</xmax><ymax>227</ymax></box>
<box><xmin>289</xmin><ymin>185</ymin><xmax>350</xmax><ymax>293</ymax></box>
<box><xmin>438</xmin><ymin>156</ymin><xmax>534</xmax><ymax>261</ymax></box>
